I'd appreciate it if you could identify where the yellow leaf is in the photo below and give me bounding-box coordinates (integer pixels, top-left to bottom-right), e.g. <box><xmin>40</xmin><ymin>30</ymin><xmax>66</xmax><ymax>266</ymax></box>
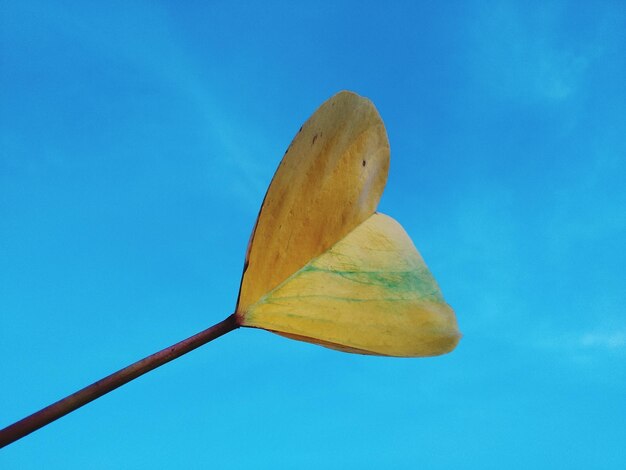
<box><xmin>236</xmin><ymin>91</ymin><xmax>390</xmax><ymax>315</ymax></box>
<box><xmin>235</xmin><ymin>90</ymin><xmax>460</xmax><ymax>357</ymax></box>
<box><xmin>242</xmin><ymin>213</ymin><xmax>460</xmax><ymax>357</ymax></box>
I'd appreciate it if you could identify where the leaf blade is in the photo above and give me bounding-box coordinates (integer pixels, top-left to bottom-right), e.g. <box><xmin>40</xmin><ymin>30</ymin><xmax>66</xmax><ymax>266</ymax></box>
<box><xmin>242</xmin><ymin>213</ymin><xmax>461</xmax><ymax>357</ymax></box>
<box><xmin>236</xmin><ymin>91</ymin><xmax>390</xmax><ymax>316</ymax></box>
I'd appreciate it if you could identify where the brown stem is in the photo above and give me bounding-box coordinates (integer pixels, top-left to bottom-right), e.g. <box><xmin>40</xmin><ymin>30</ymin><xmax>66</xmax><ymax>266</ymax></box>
<box><xmin>0</xmin><ymin>314</ymin><xmax>239</xmax><ymax>449</ymax></box>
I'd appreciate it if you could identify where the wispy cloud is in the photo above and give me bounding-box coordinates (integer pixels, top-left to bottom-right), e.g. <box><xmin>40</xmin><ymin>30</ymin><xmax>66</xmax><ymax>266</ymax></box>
<box><xmin>579</xmin><ymin>331</ymin><xmax>626</xmax><ymax>350</ymax></box>
<box><xmin>532</xmin><ymin>326</ymin><xmax>626</xmax><ymax>364</ymax></box>
<box><xmin>468</xmin><ymin>1</ymin><xmax>599</xmax><ymax>102</ymax></box>
<box><xmin>6</xmin><ymin>0</ymin><xmax>270</xmax><ymax>208</ymax></box>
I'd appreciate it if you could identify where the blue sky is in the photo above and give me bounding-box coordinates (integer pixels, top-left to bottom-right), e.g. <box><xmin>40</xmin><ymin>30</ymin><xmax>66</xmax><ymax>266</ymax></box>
<box><xmin>1</xmin><ymin>1</ymin><xmax>625</xmax><ymax>468</ymax></box>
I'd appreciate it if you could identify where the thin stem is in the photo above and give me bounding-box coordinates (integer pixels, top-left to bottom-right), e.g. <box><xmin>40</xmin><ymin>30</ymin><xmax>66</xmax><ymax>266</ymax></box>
<box><xmin>0</xmin><ymin>314</ymin><xmax>239</xmax><ymax>449</ymax></box>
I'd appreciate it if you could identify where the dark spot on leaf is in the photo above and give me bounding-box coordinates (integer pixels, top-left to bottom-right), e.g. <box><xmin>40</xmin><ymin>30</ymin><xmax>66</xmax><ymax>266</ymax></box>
<box><xmin>362</xmin><ymin>160</ymin><xmax>366</xmax><ymax>167</ymax></box>
<box><xmin>312</xmin><ymin>134</ymin><xmax>318</xmax><ymax>145</ymax></box>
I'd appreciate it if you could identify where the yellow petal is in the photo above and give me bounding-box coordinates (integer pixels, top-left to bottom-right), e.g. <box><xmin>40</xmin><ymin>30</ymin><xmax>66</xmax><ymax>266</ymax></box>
<box><xmin>236</xmin><ymin>91</ymin><xmax>390</xmax><ymax>315</ymax></box>
<box><xmin>241</xmin><ymin>213</ymin><xmax>461</xmax><ymax>357</ymax></box>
